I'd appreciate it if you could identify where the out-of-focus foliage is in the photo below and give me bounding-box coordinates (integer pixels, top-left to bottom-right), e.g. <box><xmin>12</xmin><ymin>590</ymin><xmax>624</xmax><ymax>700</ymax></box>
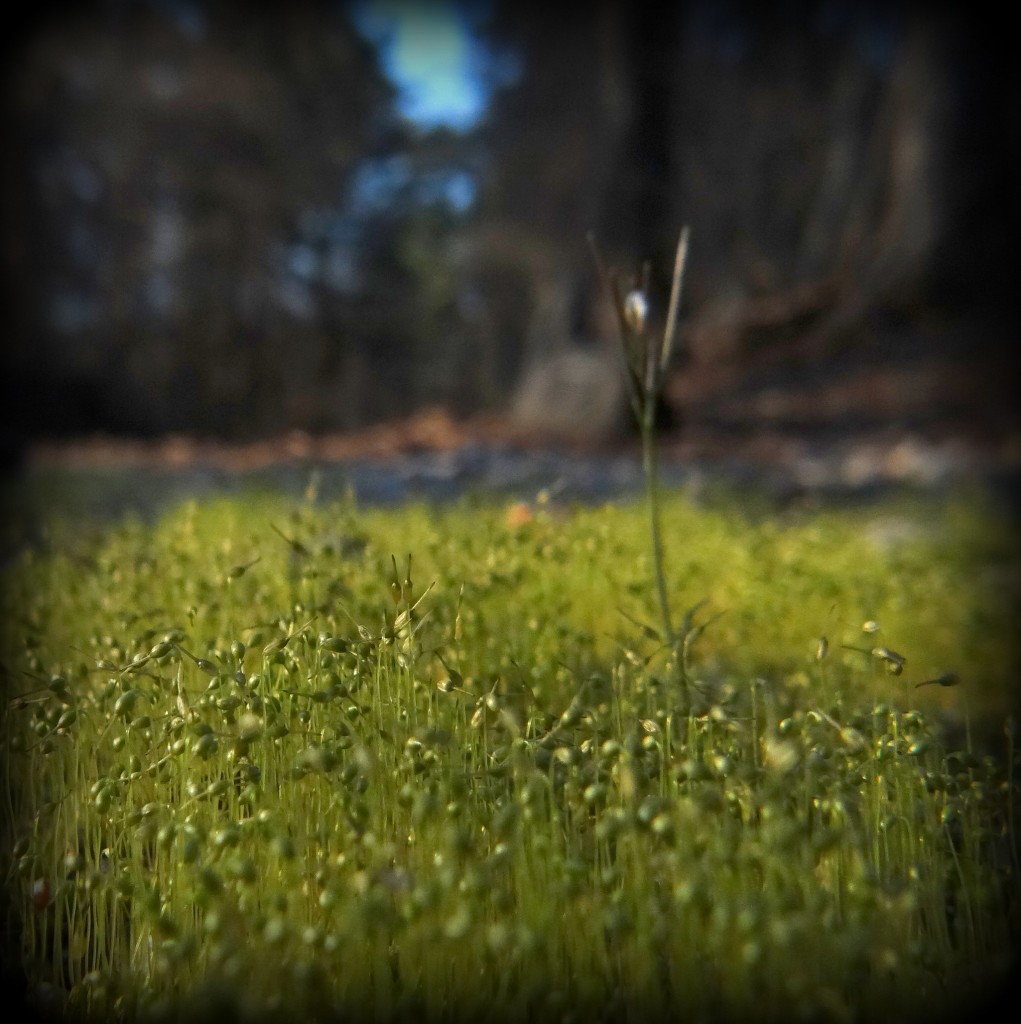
<box><xmin>3</xmin><ymin>3</ymin><xmax>477</xmax><ymax>442</ymax></box>
<box><xmin>1</xmin><ymin>2</ymin><xmax>1012</xmax><ymax>451</ymax></box>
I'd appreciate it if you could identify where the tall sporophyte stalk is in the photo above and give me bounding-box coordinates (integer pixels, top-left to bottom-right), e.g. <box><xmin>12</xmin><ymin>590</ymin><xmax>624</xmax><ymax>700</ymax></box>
<box><xmin>589</xmin><ymin>227</ymin><xmax>697</xmax><ymax>695</ymax></box>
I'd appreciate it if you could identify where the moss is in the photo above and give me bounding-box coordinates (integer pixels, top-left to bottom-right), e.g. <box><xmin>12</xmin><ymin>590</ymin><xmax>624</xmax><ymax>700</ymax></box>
<box><xmin>1</xmin><ymin>487</ymin><xmax>1017</xmax><ymax>1023</ymax></box>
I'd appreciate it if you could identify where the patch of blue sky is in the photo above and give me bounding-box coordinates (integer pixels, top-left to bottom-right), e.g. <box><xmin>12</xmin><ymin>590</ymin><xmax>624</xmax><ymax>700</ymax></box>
<box><xmin>349</xmin><ymin>0</ymin><xmax>518</xmax><ymax>132</ymax></box>
<box><xmin>438</xmin><ymin>170</ymin><xmax>475</xmax><ymax>211</ymax></box>
<box><xmin>348</xmin><ymin>155</ymin><xmax>414</xmax><ymax>215</ymax></box>
<box><xmin>348</xmin><ymin>155</ymin><xmax>476</xmax><ymax>214</ymax></box>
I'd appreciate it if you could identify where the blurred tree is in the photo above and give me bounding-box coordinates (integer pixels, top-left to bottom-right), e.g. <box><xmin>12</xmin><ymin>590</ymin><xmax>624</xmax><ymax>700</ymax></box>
<box><xmin>465</xmin><ymin>0</ymin><xmax>1014</xmax><ymax>445</ymax></box>
<box><xmin>3</xmin><ymin>2</ymin><xmax>409</xmax><ymax>442</ymax></box>
<box><xmin>1</xmin><ymin>1</ymin><xmax>1012</xmax><ymax>453</ymax></box>
<box><xmin>662</xmin><ymin>3</ymin><xmax>1014</xmax><ymax>441</ymax></box>
<box><xmin>456</xmin><ymin>2</ymin><xmax>638</xmax><ymax>439</ymax></box>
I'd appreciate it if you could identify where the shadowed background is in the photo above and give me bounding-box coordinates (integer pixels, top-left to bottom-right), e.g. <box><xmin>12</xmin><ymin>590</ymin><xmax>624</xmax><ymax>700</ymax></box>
<box><xmin>1</xmin><ymin>0</ymin><xmax>1016</xmax><ymax>467</ymax></box>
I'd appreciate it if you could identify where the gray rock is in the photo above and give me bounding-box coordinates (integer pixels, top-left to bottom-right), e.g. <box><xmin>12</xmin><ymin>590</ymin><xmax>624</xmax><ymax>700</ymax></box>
<box><xmin>510</xmin><ymin>348</ymin><xmax>625</xmax><ymax>441</ymax></box>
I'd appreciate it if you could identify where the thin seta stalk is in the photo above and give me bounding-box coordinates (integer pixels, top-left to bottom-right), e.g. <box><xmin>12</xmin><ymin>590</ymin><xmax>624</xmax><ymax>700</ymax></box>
<box><xmin>588</xmin><ymin>226</ymin><xmax>691</xmax><ymax>684</ymax></box>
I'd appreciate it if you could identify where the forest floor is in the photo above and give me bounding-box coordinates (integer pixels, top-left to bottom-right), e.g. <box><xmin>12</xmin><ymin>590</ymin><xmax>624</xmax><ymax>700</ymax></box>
<box><xmin>10</xmin><ymin>301</ymin><xmax>1021</xmax><ymax>518</ymax></box>
<box><xmin>18</xmin><ymin>403</ymin><xmax>1021</xmax><ymax>499</ymax></box>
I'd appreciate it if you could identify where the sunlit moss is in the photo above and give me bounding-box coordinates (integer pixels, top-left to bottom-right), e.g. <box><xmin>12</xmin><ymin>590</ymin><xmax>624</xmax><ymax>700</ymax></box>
<box><xmin>1</xmin><ymin>488</ymin><xmax>1017</xmax><ymax>1022</ymax></box>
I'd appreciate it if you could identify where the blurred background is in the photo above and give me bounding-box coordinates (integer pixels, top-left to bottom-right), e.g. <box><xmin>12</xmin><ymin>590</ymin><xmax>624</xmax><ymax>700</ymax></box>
<box><xmin>1</xmin><ymin>0</ymin><xmax>1016</xmax><ymax>471</ymax></box>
